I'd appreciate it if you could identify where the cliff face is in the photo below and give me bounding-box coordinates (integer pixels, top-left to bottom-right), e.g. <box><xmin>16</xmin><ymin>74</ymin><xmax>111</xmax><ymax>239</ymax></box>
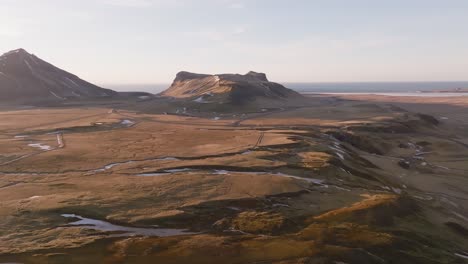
<box><xmin>161</xmin><ymin>71</ymin><xmax>301</xmax><ymax>104</ymax></box>
<box><xmin>0</xmin><ymin>48</ymin><xmax>116</xmax><ymax>102</ymax></box>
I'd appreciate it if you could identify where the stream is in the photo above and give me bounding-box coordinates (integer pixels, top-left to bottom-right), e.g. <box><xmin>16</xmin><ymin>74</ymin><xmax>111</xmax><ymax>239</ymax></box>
<box><xmin>62</xmin><ymin>214</ymin><xmax>195</xmax><ymax>237</ymax></box>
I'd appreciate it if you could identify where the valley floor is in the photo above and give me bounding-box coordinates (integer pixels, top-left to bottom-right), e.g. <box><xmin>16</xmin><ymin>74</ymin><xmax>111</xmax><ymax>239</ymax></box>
<box><xmin>0</xmin><ymin>95</ymin><xmax>467</xmax><ymax>263</ymax></box>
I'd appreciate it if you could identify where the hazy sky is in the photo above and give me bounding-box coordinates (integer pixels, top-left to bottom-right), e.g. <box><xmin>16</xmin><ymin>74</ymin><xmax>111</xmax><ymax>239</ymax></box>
<box><xmin>1</xmin><ymin>0</ymin><xmax>468</xmax><ymax>85</ymax></box>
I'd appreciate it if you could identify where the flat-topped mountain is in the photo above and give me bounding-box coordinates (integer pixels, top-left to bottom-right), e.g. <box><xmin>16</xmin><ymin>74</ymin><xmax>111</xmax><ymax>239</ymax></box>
<box><xmin>161</xmin><ymin>71</ymin><xmax>302</xmax><ymax>104</ymax></box>
<box><xmin>0</xmin><ymin>48</ymin><xmax>116</xmax><ymax>102</ymax></box>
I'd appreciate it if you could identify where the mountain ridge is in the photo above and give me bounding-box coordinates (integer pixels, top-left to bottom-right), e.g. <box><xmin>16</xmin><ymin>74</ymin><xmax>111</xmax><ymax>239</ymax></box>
<box><xmin>0</xmin><ymin>48</ymin><xmax>116</xmax><ymax>102</ymax></box>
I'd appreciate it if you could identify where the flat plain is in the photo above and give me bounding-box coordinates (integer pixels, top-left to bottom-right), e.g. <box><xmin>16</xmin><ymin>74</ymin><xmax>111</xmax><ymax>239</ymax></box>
<box><xmin>0</xmin><ymin>94</ymin><xmax>467</xmax><ymax>264</ymax></box>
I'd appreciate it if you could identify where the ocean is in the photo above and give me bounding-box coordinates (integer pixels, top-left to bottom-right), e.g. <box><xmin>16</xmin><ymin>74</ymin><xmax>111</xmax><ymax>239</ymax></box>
<box><xmin>104</xmin><ymin>84</ymin><xmax>170</xmax><ymax>93</ymax></box>
<box><xmin>105</xmin><ymin>82</ymin><xmax>468</xmax><ymax>95</ymax></box>
<box><xmin>284</xmin><ymin>82</ymin><xmax>468</xmax><ymax>93</ymax></box>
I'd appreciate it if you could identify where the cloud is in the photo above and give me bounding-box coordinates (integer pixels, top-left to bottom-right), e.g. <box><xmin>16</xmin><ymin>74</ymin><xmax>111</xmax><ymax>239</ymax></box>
<box><xmin>228</xmin><ymin>2</ymin><xmax>244</xmax><ymax>9</ymax></box>
<box><xmin>102</xmin><ymin>0</ymin><xmax>243</xmax><ymax>9</ymax></box>
<box><xmin>105</xmin><ymin>0</ymin><xmax>154</xmax><ymax>7</ymax></box>
<box><xmin>102</xmin><ymin>0</ymin><xmax>187</xmax><ymax>8</ymax></box>
<box><xmin>233</xmin><ymin>26</ymin><xmax>246</xmax><ymax>34</ymax></box>
<box><xmin>102</xmin><ymin>0</ymin><xmax>158</xmax><ymax>7</ymax></box>
<box><xmin>100</xmin><ymin>0</ymin><xmax>245</xmax><ymax>9</ymax></box>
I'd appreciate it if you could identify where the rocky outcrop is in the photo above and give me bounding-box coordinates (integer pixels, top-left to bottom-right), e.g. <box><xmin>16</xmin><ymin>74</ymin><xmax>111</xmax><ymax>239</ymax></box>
<box><xmin>161</xmin><ymin>71</ymin><xmax>301</xmax><ymax>104</ymax></box>
<box><xmin>0</xmin><ymin>48</ymin><xmax>116</xmax><ymax>102</ymax></box>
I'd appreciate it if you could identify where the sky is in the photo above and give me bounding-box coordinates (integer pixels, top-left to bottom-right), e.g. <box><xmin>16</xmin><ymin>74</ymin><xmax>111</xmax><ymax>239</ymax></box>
<box><xmin>1</xmin><ymin>0</ymin><xmax>468</xmax><ymax>86</ymax></box>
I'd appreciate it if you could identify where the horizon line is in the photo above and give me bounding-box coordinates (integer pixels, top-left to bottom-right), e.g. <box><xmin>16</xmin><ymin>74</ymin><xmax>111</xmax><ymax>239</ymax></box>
<box><xmin>101</xmin><ymin>80</ymin><xmax>468</xmax><ymax>86</ymax></box>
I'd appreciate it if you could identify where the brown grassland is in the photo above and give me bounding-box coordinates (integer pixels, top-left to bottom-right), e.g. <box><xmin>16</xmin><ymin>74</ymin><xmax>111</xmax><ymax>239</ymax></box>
<box><xmin>0</xmin><ymin>94</ymin><xmax>467</xmax><ymax>263</ymax></box>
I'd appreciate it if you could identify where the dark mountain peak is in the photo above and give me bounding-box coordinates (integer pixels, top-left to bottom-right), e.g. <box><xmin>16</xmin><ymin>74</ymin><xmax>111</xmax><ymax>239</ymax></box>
<box><xmin>0</xmin><ymin>48</ymin><xmax>40</xmax><ymax>69</ymax></box>
<box><xmin>0</xmin><ymin>49</ymin><xmax>116</xmax><ymax>102</ymax></box>
<box><xmin>2</xmin><ymin>48</ymin><xmax>31</xmax><ymax>58</ymax></box>
<box><xmin>14</xmin><ymin>48</ymin><xmax>28</xmax><ymax>54</ymax></box>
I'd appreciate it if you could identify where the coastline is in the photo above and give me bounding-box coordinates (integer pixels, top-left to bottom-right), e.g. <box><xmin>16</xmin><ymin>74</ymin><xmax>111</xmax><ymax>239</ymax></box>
<box><xmin>302</xmin><ymin>92</ymin><xmax>468</xmax><ymax>97</ymax></box>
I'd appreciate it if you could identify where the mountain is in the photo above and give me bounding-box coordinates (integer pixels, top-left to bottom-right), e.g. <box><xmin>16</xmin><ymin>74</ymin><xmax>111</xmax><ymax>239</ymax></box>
<box><xmin>0</xmin><ymin>48</ymin><xmax>116</xmax><ymax>102</ymax></box>
<box><xmin>161</xmin><ymin>71</ymin><xmax>302</xmax><ymax>105</ymax></box>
